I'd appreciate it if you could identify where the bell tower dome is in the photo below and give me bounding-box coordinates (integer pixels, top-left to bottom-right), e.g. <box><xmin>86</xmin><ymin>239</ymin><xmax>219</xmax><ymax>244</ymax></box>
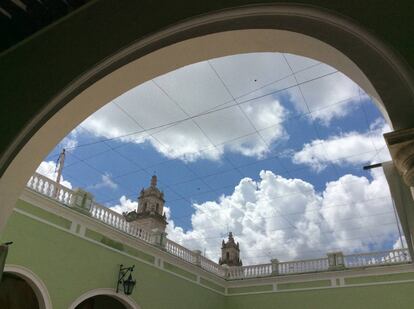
<box><xmin>219</xmin><ymin>232</ymin><xmax>242</xmax><ymax>267</ymax></box>
<box><xmin>123</xmin><ymin>175</ymin><xmax>167</xmax><ymax>232</ymax></box>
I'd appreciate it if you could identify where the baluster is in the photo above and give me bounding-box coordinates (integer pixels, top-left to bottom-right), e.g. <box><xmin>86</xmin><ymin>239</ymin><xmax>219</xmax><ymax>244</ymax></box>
<box><xmin>38</xmin><ymin>179</ymin><xmax>44</xmax><ymax>193</ymax></box>
<box><xmin>94</xmin><ymin>206</ymin><xmax>99</xmax><ymax>218</ymax></box>
<box><xmin>33</xmin><ymin>176</ymin><xmax>39</xmax><ymax>190</ymax></box>
<box><xmin>44</xmin><ymin>182</ymin><xmax>50</xmax><ymax>196</ymax></box>
<box><xmin>27</xmin><ymin>176</ymin><xmax>34</xmax><ymax>188</ymax></box>
<box><xmin>50</xmin><ymin>183</ymin><xmax>55</xmax><ymax>198</ymax></box>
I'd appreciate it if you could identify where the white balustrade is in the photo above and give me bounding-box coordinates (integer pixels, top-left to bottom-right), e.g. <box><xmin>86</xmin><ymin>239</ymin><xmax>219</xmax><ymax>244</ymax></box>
<box><xmin>27</xmin><ymin>172</ymin><xmax>74</xmax><ymax>205</ymax></box>
<box><xmin>344</xmin><ymin>249</ymin><xmax>411</xmax><ymax>268</ymax></box>
<box><xmin>165</xmin><ymin>239</ymin><xmax>196</xmax><ymax>264</ymax></box>
<box><xmin>227</xmin><ymin>263</ymin><xmax>273</xmax><ymax>280</ymax></box>
<box><xmin>200</xmin><ymin>256</ymin><xmax>226</xmax><ymax>277</ymax></box>
<box><xmin>278</xmin><ymin>258</ymin><xmax>329</xmax><ymax>275</ymax></box>
<box><xmin>26</xmin><ymin>172</ymin><xmax>413</xmax><ymax>280</ymax></box>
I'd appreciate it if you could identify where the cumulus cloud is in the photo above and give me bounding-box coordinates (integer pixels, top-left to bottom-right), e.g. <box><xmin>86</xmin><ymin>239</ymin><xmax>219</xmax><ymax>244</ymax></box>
<box><xmin>61</xmin><ymin>128</ymin><xmax>79</xmax><ymax>150</ymax></box>
<box><xmin>393</xmin><ymin>236</ymin><xmax>407</xmax><ymax>250</ymax></box>
<box><xmin>292</xmin><ymin>119</ymin><xmax>391</xmax><ymax>171</ymax></box>
<box><xmin>288</xmin><ymin>70</ymin><xmax>362</xmax><ymax>124</ymax></box>
<box><xmin>81</xmin><ymin>58</ymin><xmax>288</xmax><ymax>162</ymax></box>
<box><xmin>88</xmin><ymin>173</ymin><xmax>118</xmax><ymax>190</ymax></box>
<box><xmin>106</xmin><ymin>170</ymin><xmax>398</xmax><ymax>264</ymax></box>
<box><xmin>111</xmin><ymin>195</ymin><xmax>138</xmax><ymax>214</ymax></box>
<box><xmin>163</xmin><ymin>169</ymin><xmax>398</xmax><ymax>264</ymax></box>
<box><xmin>35</xmin><ymin>161</ymin><xmax>72</xmax><ymax>189</ymax></box>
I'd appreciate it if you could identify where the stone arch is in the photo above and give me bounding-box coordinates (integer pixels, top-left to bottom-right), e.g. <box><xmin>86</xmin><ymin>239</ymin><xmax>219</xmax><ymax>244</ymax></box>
<box><xmin>68</xmin><ymin>288</ymin><xmax>140</xmax><ymax>309</ymax></box>
<box><xmin>1</xmin><ymin>4</ymin><xmax>413</xmax><ymax>232</ymax></box>
<box><xmin>3</xmin><ymin>264</ymin><xmax>52</xmax><ymax>309</ymax></box>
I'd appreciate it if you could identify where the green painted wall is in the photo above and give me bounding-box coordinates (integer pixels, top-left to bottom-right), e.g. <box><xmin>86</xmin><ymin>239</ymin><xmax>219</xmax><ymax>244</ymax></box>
<box><xmin>226</xmin><ymin>283</ymin><xmax>414</xmax><ymax>309</ymax></box>
<box><xmin>3</xmin><ymin>200</ymin><xmax>414</xmax><ymax>308</ymax></box>
<box><xmin>0</xmin><ymin>210</ymin><xmax>225</xmax><ymax>309</ymax></box>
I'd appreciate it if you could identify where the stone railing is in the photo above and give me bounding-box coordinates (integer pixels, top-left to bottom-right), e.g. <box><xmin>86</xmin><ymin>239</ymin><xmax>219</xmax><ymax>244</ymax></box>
<box><xmin>27</xmin><ymin>172</ymin><xmax>73</xmax><ymax>205</ymax></box>
<box><xmin>344</xmin><ymin>248</ymin><xmax>410</xmax><ymax>268</ymax></box>
<box><xmin>200</xmin><ymin>255</ymin><xmax>227</xmax><ymax>277</ymax></box>
<box><xmin>165</xmin><ymin>239</ymin><xmax>197</xmax><ymax>264</ymax></box>
<box><xmin>90</xmin><ymin>202</ymin><xmax>129</xmax><ymax>233</ymax></box>
<box><xmin>278</xmin><ymin>257</ymin><xmax>330</xmax><ymax>275</ymax></box>
<box><xmin>227</xmin><ymin>263</ymin><xmax>273</xmax><ymax>279</ymax></box>
<box><xmin>26</xmin><ymin>172</ymin><xmax>412</xmax><ymax>280</ymax></box>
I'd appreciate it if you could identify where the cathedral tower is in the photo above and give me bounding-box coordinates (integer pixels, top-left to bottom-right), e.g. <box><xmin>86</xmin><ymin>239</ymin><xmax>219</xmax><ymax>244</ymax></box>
<box><xmin>219</xmin><ymin>232</ymin><xmax>242</xmax><ymax>267</ymax></box>
<box><xmin>124</xmin><ymin>175</ymin><xmax>167</xmax><ymax>232</ymax></box>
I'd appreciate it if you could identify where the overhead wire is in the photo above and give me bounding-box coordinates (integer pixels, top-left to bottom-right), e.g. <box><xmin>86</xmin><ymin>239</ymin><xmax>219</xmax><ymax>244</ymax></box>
<box><xmin>37</xmin><ymin>55</ymin><xmax>400</xmax><ymax>261</ymax></box>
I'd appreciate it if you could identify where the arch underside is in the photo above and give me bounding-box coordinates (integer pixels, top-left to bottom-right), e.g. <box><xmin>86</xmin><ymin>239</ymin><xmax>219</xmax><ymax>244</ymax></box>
<box><xmin>3</xmin><ymin>265</ymin><xmax>52</xmax><ymax>309</ymax></box>
<box><xmin>0</xmin><ymin>4</ymin><xmax>413</xmax><ymax>239</ymax></box>
<box><xmin>68</xmin><ymin>288</ymin><xmax>139</xmax><ymax>309</ymax></box>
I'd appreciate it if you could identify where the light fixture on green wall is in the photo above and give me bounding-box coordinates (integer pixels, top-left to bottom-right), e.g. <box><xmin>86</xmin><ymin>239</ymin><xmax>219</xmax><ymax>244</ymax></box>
<box><xmin>116</xmin><ymin>264</ymin><xmax>136</xmax><ymax>295</ymax></box>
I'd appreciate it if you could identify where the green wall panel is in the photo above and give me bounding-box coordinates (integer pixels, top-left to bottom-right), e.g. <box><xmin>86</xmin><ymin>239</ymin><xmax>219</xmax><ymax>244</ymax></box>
<box><xmin>3</xmin><ymin>202</ymin><xmax>414</xmax><ymax>309</ymax></box>
<box><xmin>226</xmin><ymin>282</ymin><xmax>414</xmax><ymax>309</ymax></box>
<box><xmin>200</xmin><ymin>277</ymin><xmax>225</xmax><ymax>293</ymax></box>
<box><xmin>15</xmin><ymin>200</ymin><xmax>71</xmax><ymax>229</ymax></box>
<box><xmin>345</xmin><ymin>272</ymin><xmax>414</xmax><ymax>285</ymax></box>
<box><xmin>163</xmin><ymin>262</ymin><xmax>197</xmax><ymax>281</ymax></box>
<box><xmin>228</xmin><ymin>284</ymin><xmax>273</xmax><ymax>294</ymax></box>
<box><xmin>84</xmin><ymin>228</ymin><xmax>155</xmax><ymax>263</ymax></box>
<box><xmin>0</xmin><ymin>211</ymin><xmax>225</xmax><ymax>309</ymax></box>
<box><xmin>278</xmin><ymin>279</ymin><xmax>331</xmax><ymax>290</ymax></box>
<box><xmin>123</xmin><ymin>244</ymin><xmax>155</xmax><ymax>264</ymax></box>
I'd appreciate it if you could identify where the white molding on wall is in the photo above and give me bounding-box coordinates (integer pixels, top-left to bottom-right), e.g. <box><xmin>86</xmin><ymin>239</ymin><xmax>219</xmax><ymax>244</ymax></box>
<box><xmin>68</xmin><ymin>288</ymin><xmax>140</xmax><ymax>309</ymax></box>
<box><xmin>4</xmin><ymin>264</ymin><xmax>53</xmax><ymax>309</ymax></box>
<box><xmin>19</xmin><ymin>189</ymin><xmax>226</xmax><ymax>284</ymax></box>
<box><xmin>14</xmin><ymin>189</ymin><xmax>414</xmax><ymax>297</ymax></box>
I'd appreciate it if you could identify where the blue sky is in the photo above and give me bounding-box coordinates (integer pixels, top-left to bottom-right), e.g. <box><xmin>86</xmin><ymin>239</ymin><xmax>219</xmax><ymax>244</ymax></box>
<box><xmin>37</xmin><ymin>53</ymin><xmax>400</xmax><ymax>264</ymax></box>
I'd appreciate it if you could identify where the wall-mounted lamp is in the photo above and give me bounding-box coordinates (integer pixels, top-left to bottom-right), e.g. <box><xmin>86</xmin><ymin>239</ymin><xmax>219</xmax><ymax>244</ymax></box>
<box><xmin>116</xmin><ymin>264</ymin><xmax>136</xmax><ymax>295</ymax></box>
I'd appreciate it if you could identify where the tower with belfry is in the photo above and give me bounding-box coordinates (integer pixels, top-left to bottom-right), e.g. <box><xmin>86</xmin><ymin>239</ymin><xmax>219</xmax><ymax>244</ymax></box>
<box><xmin>123</xmin><ymin>175</ymin><xmax>168</xmax><ymax>232</ymax></box>
<box><xmin>219</xmin><ymin>232</ymin><xmax>242</xmax><ymax>267</ymax></box>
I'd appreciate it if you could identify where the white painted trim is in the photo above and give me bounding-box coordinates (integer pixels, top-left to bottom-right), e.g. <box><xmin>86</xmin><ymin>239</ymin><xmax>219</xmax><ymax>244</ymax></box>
<box><xmin>15</xmin><ymin>190</ymin><xmax>414</xmax><ymax>294</ymax></box>
<box><xmin>227</xmin><ymin>278</ymin><xmax>414</xmax><ymax>296</ymax></box>
<box><xmin>4</xmin><ymin>264</ymin><xmax>53</xmax><ymax>309</ymax></box>
<box><xmin>11</xmin><ymin>204</ymin><xmax>414</xmax><ymax>299</ymax></box>
<box><xmin>13</xmin><ymin>205</ymin><xmax>226</xmax><ymax>296</ymax></box>
<box><xmin>68</xmin><ymin>288</ymin><xmax>140</xmax><ymax>309</ymax></box>
<box><xmin>19</xmin><ymin>190</ymin><xmax>227</xmax><ymax>284</ymax></box>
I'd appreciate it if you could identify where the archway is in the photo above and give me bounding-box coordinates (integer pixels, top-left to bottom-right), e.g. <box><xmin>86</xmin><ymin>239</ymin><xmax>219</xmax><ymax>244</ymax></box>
<box><xmin>0</xmin><ymin>4</ymin><xmax>413</xmax><ymax>235</ymax></box>
<box><xmin>0</xmin><ymin>265</ymin><xmax>52</xmax><ymax>309</ymax></box>
<box><xmin>69</xmin><ymin>288</ymin><xmax>139</xmax><ymax>309</ymax></box>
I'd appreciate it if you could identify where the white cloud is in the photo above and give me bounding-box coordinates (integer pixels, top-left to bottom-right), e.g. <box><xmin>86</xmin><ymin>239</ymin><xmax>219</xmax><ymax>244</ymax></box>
<box><xmin>288</xmin><ymin>70</ymin><xmax>362</xmax><ymax>125</ymax></box>
<box><xmin>111</xmin><ymin>195</ymin><xmax>137</xmax><ymax>214</ymax></box>
<box><xmin>292</xmin><ymin>119</ymin><xmax>391</xmax><ymax>171</ymax></box>
<box><xmin>164</xmin><ymin>169</ymin><xmax>398</xmax><ymax>264</ymax></box>
<box><xmin>88</xmin><ymin>173</ymin><xmax>118</xmax><ymax>190</ymax></box>
<box><xmin>61</xmin><ymin>128</ymin><xmax>79</xmax><ymax>150</ymax></box>
<box><xmin>79</xmin><ymin>53</ymin><xmax>369</xmax><ymax>163</ymax></box>
<box><xmin>35</xmin><ymin>161</ymin><xmax>72</xmax><ymax>189</ymax></box>
<box><xmin>393</xmin><ymin>236</ymin><xmax>407</xmax><ymax>250</ymax></box>
<box><xmin>81</xmin><ymin>58</ymin><xmax>288</xmax><ymax>162</ymax></box>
